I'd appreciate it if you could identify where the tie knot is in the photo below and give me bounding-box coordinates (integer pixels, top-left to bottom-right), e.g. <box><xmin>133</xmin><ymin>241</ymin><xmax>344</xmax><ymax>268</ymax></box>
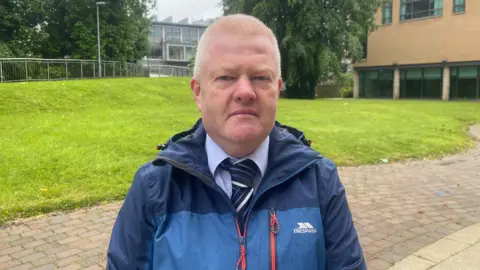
<box><xmin>220</xmin><ymin>158</ymin><xmax>258</xmax><ymax>187</ymax></box>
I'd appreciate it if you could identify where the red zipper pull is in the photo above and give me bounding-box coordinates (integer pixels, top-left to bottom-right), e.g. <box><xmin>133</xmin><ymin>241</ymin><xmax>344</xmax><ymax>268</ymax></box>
<box><xmin>269</xmin><ymin>208</ymin><xmax>280</xmax><ymax>233</ymax></box>
<box><xmin>235</xmin><ymin>220</ymin><xmax>247</xmax><ymax>270</ymax></box>
<box><xmin>236</xmin><ymin>238</ymin><xmax>247</xmax><ymax>270</ymax></box>
<box><xmin>269</xmin><ymin>208</ymin><xmax>279</xmax><ymax>270</ymax></box>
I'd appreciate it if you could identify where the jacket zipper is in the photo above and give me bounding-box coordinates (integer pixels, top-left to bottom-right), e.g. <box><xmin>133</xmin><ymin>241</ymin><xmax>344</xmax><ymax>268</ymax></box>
<box><xmin>235</xmin><ymin>218</ymin><xmax>248</xmax><ymax>270</ymax></box>
<box><xmin>269</xmin><ymin>208</ymin><xmax>279</xmax><ymax>270</ymax></box>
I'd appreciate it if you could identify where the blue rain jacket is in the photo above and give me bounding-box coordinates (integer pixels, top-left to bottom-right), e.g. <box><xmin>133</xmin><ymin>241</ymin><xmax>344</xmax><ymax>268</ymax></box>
<box><xmin>107</xmin><ymin>119</ymin><xmax>366</xmax><ymax>270</ymax></box>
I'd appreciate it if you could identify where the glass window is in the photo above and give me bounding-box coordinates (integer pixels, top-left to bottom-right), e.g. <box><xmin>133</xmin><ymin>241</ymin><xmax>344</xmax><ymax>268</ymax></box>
<box><xmin>151</xmin><ymin>26</ymin><xmax>163</xmax><ymax>42</ymax></box>
<box><xmin>199</xmin><ymin>29</ymin><xmax>205</xmax><ymax>39</ymax></box>
<box><xmin>400</xmin><ymin>68</ymin><xmax>443</xmax><ymax>99</ymax></box>
<box><xmin>383</xmin><ymin>2</ymin><xmax>393</xmax><ymax>24</ymax></box>
<box><xmin>452</xmin><ymin>66</ymin><xmax>478</xmax><ymax>99</ymax></box>
<box><xmin>402</xmin><ymin>68</ymin><xmax>423</xmax><ymax>98</ymax></box>
<box><xmin>151</xmin><ymin>42</ymin><xmax>163</xmax><ymax>59</ymax></box>
<box><xmin>165</xmin><ymin>27</ymin><xmax>181</xmax><ymax>42</ymax></box>
<box><xmin>185</xmin><ymin>47</ymin><xmax>195</xmax><ymax>61</ymax></box>
<box><xmin>182</xmin><ymin>28</ymin><xmax>198</xmax><ymax>44</ymax></box>
<box><xmin>423</xmin><ymin>68</ymin><xmax>442</xmax><ymax>98</ymax></box>
<box><xmin>400</xmin><ymin>0</ymin><xmax>443</xmax><ymax>21</ymax></box>
<box><xmin>168</xmin><ymin>45</ymin><xmax>184</xmax><ymax>60</ymax></box>
<box><xmin>359</xmin><ymin>70</ymin><xmax>393</xmax><ymax>98</ymax></box>
<box><xmin>453</xmin><ymin>0</ymin><xmax>465</xmax><ymax>13</ymax></box>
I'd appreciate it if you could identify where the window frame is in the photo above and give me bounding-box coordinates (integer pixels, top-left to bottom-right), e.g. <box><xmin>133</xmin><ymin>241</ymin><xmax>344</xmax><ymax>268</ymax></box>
<box><xmin>165</xmin><ymin>27</ymin><xmax>182</xmax><ymax>42</ymax></box>
<box><xmin>166</xmin><ymin>44</ymin><xmax>197</xmax><ymax>62</ymax></box>
<box><xmin>382</xmin><ymin>2</ymin><xmax>393</xmax><ymax>25</ymax></box>
<box><xmin>453</xmin><ymin>0</ymin><xmax>465</xmax><ymax>13</ymax></box>
<box><xmin>400</xmin><ymin>0</ymin><xmax>443</xmax><ymax>22</ymax></box>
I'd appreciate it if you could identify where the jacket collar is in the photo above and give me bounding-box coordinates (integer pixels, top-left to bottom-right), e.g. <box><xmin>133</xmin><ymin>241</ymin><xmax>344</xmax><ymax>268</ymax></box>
<box><xmin>154</xmin><ymin>118</ymin><xmax>321</xmax><ymax>186</ymax></box>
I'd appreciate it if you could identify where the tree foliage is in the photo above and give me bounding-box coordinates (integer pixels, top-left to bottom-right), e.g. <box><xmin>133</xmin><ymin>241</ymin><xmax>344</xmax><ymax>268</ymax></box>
<box><xmin>222</xmin><ymin>0</ymin><xmax>380</xmax><ymax>99</ymax></box>
<box><xmin>0</xmin><ymin>0</ymin><xmax>154</xmax><ymax>63</ymax></box>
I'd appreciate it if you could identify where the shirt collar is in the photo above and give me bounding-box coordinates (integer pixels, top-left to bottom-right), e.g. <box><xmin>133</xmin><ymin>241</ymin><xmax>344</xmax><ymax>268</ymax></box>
<box><xmin>206</xmin><ymin>134</ymin><xmax>269</xmax><ymax>177</ymax></box>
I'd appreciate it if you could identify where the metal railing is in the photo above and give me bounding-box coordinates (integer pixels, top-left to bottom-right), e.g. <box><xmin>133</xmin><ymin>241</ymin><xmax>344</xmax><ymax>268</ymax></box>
<box><xmin>0</xmin><ymin>58</ymin><xmax>192</xmax><ymax>83</ymax></box>
<box><xmin>147</xmin><ymin>64</ymin><xmax>192</xmax><ymax>77</ymax></box>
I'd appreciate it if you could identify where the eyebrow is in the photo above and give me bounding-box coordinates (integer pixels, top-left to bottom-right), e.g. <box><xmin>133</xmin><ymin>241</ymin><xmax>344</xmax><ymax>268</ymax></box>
<box><xmin>210</xmin><ymin>65</ymin><xmax>275</xmax><ymax>77</ymax></box>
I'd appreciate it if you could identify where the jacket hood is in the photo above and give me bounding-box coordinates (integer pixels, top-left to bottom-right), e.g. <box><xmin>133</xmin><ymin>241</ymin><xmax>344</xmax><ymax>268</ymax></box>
<box><xmin>154</xmin><ymin>118</ymin><xmax>322</xmax><ymax>186</ymax></box>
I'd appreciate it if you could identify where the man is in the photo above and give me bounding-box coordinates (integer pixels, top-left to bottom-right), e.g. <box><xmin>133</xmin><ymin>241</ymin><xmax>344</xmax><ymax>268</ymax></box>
<box><xmin>107</xmin><ymin>14</ymin><xmax>366</xmax><ymax>270</ymax></box>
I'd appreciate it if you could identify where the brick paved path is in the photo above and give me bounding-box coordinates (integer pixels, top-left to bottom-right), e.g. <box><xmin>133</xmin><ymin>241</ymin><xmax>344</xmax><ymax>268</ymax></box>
<box><xmin>1</xmin><ymin>126</ymin><xmax>479</xmax><ymax>270</ymax></box>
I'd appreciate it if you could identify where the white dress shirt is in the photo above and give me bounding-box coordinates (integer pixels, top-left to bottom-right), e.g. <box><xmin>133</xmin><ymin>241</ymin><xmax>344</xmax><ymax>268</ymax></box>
<box><xmin>205</xmin><ymin>134</ymin><xmax>269</xmax><ymax>198</ymax></box>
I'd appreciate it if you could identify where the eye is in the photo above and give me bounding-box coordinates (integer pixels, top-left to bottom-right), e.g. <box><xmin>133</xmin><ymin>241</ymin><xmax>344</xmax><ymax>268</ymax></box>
<box><xmin>253</xmin><ymin>76</ymin><xmax>271</xmax><ymax>81</ymax></box>
<box><xmin>216</xmin><ymin>76</ymin><xmax>234</xmax><ymax>81</ymax></box>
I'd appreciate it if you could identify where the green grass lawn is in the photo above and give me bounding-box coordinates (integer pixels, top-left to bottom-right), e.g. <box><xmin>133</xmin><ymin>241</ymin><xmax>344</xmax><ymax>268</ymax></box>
<box><xmin>0</xmin><ymin>77</ymin><xmax>479</xmax><ymax>225</ymax></box>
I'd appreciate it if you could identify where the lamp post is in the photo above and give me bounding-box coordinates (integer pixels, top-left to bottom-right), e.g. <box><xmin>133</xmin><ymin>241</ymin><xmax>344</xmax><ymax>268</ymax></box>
<box><xmin>96</xmin><ymin>1</ymin><xmax>106</xmax><ymax>78</ymax></box>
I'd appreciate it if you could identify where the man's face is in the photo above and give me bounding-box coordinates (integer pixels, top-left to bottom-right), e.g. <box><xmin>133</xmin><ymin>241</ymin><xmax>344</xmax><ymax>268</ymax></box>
<box><xmin>191</xmin><ymin>33</ymin><xmax>282</xmax><ymax>151</ymax></box>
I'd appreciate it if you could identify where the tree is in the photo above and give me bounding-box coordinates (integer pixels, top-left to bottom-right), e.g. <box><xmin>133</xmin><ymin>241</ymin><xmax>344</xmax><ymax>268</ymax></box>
<box><xmin>222</xmin><ymin>0</ymin><xmax>379</xmax><ymax>99</ymax></box>
<box><xmin>0</xmin><ymin>0</ymin><xmax>45</xmax><ymax>57</ymax></box>
<box><xmin>36</xmin><ymin>0</ymin><xmax>154</xmax><ymax>64</ymax></box>
<box><xmin>0</xmin><ymin>0</ymin><xmax>154</xmax><ymax>63</ymax></box>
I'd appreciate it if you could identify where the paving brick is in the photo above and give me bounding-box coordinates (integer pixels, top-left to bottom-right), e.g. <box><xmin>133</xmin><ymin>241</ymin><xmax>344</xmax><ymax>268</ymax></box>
<box><xmin>4</xmin><ymin>226</ymin><xmax>30</xmax><ymax>236</ymax></box>
<box><xmin>0</xmin><ymin>255</ymin><xmax>12</xmax><ymax>263</ymax></box>
<box><xmin>2</xmin><ymin>234</ymin><xmax>21</xmax><ymax>243</ymax></box>
<box><xmin>32</xmin><ymin>231</ymin><xmax>55</xmax><ymax>240</ymax></box>
<box><xmin>62</xmin><ymin>219</ymin><xmax>83</xmax><ymax>227</ymax></box>
<box><xmin>56</xmin><ymin>248</ymin><xmax>82</xmax><ymax>259</ymax></box>
<box><xmin>58</xmin><ymin>263</ymin><xmax>83</xmax><ymax>270</ymax></box>
<box><xmin>83</xmin><ymin>265</ymin><xmax>103</xmax><ymax>270</ymax></box>
<box><xmin>20</xmin><ymin>229</ymin><xmax>44</xmax><ymax>238</ymax></box>
<box><xmin>45</xmin><ymin>246</ymin><xmax>67</xmax><ymax>255</ymax></box>
<box><xmin>0</xmin><ymin>259</ymin><xmax>21</xmax><ymax>270</ymax></box>
<box><xmin>0</xmin><ymin>245</ymin><xmax>23</xmax><ymax>256</ymax></box>
<box><xmin>26</xmin><ymin>221</ymin><xmax>50</xmax><ymax>230</ymax></box>
<box><xmin>44</xmin><ymin>233</ymin><xmax>68</xmax><ymax>243</ymax></box>
<box><xmin>34</xmin><ymin>242</ymin><xmax>59</xmax><ymax>252</ymax></box>
<box><xmin>58</xmin><ymin>236</ymin><xmax>81</xmax><ymax>245</ymax></box>
<box><xmin>31</xmin><ymin>256</ymin><xmax>57</xmax><ymax>267</ymax></box>
<box><xmin>66</xmin><ymin>238</ymin><xmax>92</xmax><ymax>249</ymax></box>
<box><xmin>35</xmin><ymin>264</ymin><xmax>57</xmax><ymax>270</ymax></box>
<box><xmin>9</xmin><ymin>236</ymin><xmax>35</xmax><ymax>247</ymax></box>
<box><xmin>56</xmin><ymin>255</ymin><xmax>82</xmax><ymax>267</ymax></box>
<box><xmin>49</xmin><ymin>215</ymin><xmax>71</xmax><ymax>225</ymax></box>
<box><xmin>7</xmin><ymin>263</ymin><xmax>33</xmax><ymax>270</ymax></box>
<box><xmin>79</xmin><ymin>230</ymin><xmax>100</xmax><ymax>239</ymax></box>
<box><xmin>66</xmin><ymin>227</ymin><xmax>87</xmax><ymax>236</ymax></box>
<box><xmin>20</xmin><ymin>252</ymin><xmax>47</xmax><ymax>263</ymax></box>
<box><xmin>23</xmin><ymin>239</ymin><xmax>46</xmax><ymax>249</ymax></box>
<box><xmin>10</xmin><ymin>248</ymin><xmax>36</xmax><ymax>259</ymax></box>
<box><xmin>78</xmin><ymin>248</ymin><xmax>104</xmax><ymax>259</ymax></box>
<box><xmin>55</xmin><ymin>226</ymin><xmax>77</xmax><ymax>234</ymax></box>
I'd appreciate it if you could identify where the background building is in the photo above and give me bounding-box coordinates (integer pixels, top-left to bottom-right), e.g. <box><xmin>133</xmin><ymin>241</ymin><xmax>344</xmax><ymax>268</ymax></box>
<box><xmin>146</xmin><ymin>16</ymin><xmax>211</xmax><ymax>67</ymax></box>
<box><xmin>353</xmin><ymin>0</ymin><xmax>479</xmax><ymax>100</ymax></box>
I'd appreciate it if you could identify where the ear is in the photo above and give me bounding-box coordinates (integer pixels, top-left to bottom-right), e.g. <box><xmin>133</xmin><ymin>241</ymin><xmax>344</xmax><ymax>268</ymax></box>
<box><xmin>190</xmin><ymin>78</ymin><xmax>202</xmax><ymax>111</ymax></box>
<box><xmin>276</xmin><ymin>78</ymin><xmax>283</xmax><ymax>99</ymax></box>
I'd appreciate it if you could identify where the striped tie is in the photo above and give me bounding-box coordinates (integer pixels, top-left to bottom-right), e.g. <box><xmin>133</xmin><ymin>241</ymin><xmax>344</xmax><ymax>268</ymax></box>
<box><xmin>220</xmin><ymin>158</ymin><xmax>258</xmax><ymax>227</ymax></box>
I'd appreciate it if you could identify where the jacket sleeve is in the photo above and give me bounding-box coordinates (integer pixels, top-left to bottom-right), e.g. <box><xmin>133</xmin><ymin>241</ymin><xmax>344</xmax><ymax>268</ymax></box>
<box><xmin>320</xmin><ymin>160</ymin><xmax>367</xmax><ymax>270</ymax></box>
<box><xmin>107</xmin><ymin>165</ymin><xmax>155</xmax><ymax>270</ymax></box>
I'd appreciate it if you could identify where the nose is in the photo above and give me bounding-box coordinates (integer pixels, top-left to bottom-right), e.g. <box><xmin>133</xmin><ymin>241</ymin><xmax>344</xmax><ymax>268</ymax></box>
<box><xmin>233</xmin><ymin>75</ymin><xmax>256</xmax><ymax>102</ymax></box>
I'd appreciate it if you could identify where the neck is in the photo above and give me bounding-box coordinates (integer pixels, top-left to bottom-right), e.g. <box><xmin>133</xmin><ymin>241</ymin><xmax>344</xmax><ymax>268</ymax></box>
<box><xmin>213</xmin><ymin>136</ymin><xmax>264</xmax><ymax>159</ymax></box>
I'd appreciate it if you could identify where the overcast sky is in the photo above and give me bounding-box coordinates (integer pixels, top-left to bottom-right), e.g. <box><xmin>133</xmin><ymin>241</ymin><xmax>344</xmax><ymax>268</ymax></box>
<box><xmin>155</xmin><ymin>0</ymin><xmax>223</xmax><ymax>22</ymax></box>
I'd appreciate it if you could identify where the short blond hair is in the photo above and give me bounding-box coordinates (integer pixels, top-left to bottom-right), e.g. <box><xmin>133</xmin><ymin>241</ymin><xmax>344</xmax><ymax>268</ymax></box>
<box><xmin>193</xmin><ymin>14</ymin><xmax>281</xmax><ymax>79</ymax></box>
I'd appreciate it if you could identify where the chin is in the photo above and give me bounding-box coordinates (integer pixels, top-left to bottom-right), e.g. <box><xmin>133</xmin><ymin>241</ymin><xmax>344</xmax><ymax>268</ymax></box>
<box><xmin>225</xmin><ymin>124</ymin><xmax>265</xmax><ymax>143</ymax></box>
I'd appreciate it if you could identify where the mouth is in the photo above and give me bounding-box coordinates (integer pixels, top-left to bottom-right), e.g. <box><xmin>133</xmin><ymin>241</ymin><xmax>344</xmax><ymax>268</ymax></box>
<box><xmin>230</xmin><ymin>109</ymin><xmax>259</xmax><ymax>117</ymax></box>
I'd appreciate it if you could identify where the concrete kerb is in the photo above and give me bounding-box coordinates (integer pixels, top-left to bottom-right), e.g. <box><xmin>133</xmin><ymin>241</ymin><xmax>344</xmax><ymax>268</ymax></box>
<box><xmin>388</xmin><ymin>222</ymin><xmax>480</xmax><ymax>270</ymax></box>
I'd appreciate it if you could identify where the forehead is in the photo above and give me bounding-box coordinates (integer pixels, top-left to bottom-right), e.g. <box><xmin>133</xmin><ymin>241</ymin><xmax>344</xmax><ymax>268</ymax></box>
<box><xmin>204</xmin><ymin>34</ymin><xmax>276</xmax><ymax>70</ymax></box>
